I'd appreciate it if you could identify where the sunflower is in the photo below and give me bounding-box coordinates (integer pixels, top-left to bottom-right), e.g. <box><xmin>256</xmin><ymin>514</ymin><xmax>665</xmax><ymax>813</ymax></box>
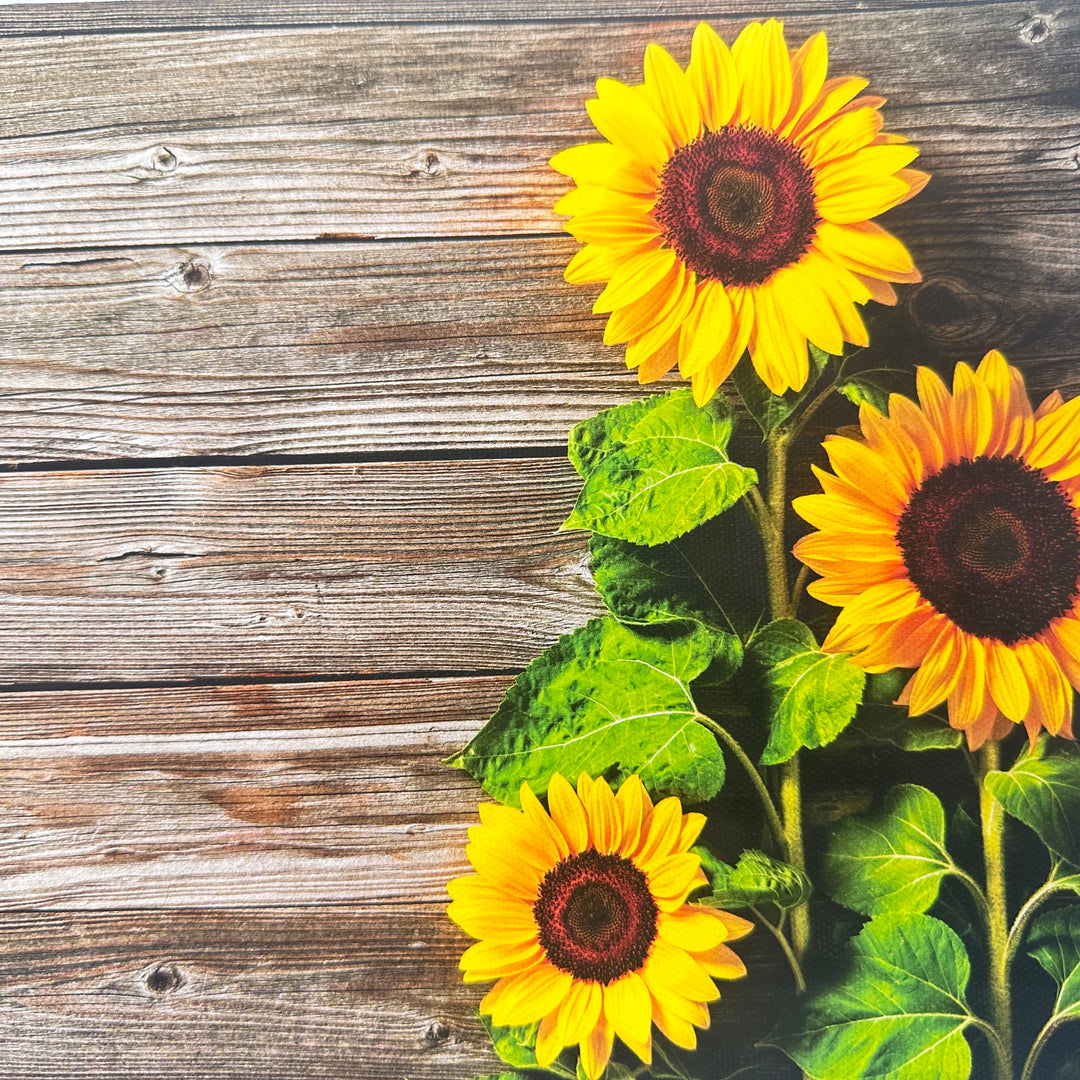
<box><xmin>551</xmin><ymin>19</ymin><xmax>927</xmax><ymax>404</ymax></box>
<box><xmin>447</xmin><ymin>772</ymin><xmax>752</xmax><ymax>1079</ymax></box>
<box><xmin>793</xmin><ymin>350</ymin><xmax>1080</xmax><ymax>749</ymax></box>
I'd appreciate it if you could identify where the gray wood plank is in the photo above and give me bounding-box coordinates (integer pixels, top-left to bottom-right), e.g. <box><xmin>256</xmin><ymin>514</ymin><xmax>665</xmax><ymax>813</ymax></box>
<box><xmin>0</xmin><ymin>906</ymin><xmax>790</xmax><ymax>1079</ymax></box>
<box><xmin>0</xmin><ymin>0</ymin><xmax>1024</xmax><ymax>32</ymax></box>
<box><xmin>0</xmin><ymin>11</ymin><xmax>1074</xmax><ymax>248</ymax></box>
<box><xmin>0</xmin><ymin>458</ymin><xmax>604</xmax><ymax>683</ymax></box>
<box><xmin>3</xmin><ymin>218</ymin><xmax>1080</xmax><ymax>463</ymax></box>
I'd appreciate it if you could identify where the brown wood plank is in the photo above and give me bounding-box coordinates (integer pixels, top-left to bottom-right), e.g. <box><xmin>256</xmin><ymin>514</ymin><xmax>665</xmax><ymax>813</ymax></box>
<box><xmin>4</xmin><ymin>217</ymin><xmax>1080</xmax><ymax>463</ymax></box>
<box><xmin>0</xmin><ymin>458</ymin><xmax>604</xmax><ymax>684</ymax></box>
<box><xmin>0</xmin><ymin>676</ymin><xmax>784</xmax><ymax>912</ymax></box>
<box><xmin>0</xmin><ymin>906</ymin><xmax>790</xmax><ymax>1080</ymax></box>
<box><xmin>0</xmin><ymin>11</ymin><xmax>1075</xmax><ymax>249</ymax></box>
<box><xmin>0</xmin><ymin>677</ymin><xmax>498</xmax><ymax>908</ymax></box>
<box><xmin>0</xmin><ymin>0</ymin><xmax>1023</xmax><ymax>32</ymax></box>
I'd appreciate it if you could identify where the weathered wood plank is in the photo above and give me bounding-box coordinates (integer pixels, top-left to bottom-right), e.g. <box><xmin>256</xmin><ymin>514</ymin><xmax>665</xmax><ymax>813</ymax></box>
<box><xmin>0</xmin><ymin>458</ymin><xmax>603</xmax><ymax>683</ymax></box>
<box><xmin>0</xmin><ymin>678</ymin><xmax>490</xmax><ymax>908</ymax></box>
<box><xmin>0</xmin><ymin>11</ymin><xmax>1075</xmax><ymax>248</ymax></box>
<box><xmin>0</xmin><ymin>676</ymin><xmax>779</xmax><ymax>912</ymax></box>
<box><xmin>0</xmin><ymin>0</ymin><xmax>1026</xmax><ymax>32</ymax></box>
<box><xmin>0</xmin><ymin>906</ymin><xmax>791</xmax><ymax>1079</ymax></box>
<box><xmin>3</xmin><ymin>217</ymin><xmax>1080</xmax><ymax>463</ymax></box>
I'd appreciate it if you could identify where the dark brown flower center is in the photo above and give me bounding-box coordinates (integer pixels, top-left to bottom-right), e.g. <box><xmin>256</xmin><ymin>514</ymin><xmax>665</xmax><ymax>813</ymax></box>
<box><xmin>533</xmin><ymin>848</ymin><xmax>657</xmax><ymax>984</ymax></box>
<box><xmin>896</xmin><ymin>455</ymin><xmax>1080</xmax><ymax>643</ymax></box>
<box><xmin>653</xmin><ymin>125</ymin><xmax>818</xmax><ymax>287</ymax></box>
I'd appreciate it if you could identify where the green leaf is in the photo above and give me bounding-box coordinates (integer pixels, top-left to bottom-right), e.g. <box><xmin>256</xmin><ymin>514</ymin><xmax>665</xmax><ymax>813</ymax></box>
<box><xmin>749</xmin><ymin>618</ymin><xmax>866</xmax><ymax>766</ymax></box>
<box><xmin>589</xmin><ymin>508</ymin><xmax>768</xmax><ymax>640</ymax></box>
<box><xmin>824</xmin><ymin>784</ymin><xmax>961</xmax><ymax>916</ymax></box>
<box><xmin>450</xmin><ymin>618</ymin><xmax>725</xmax><ymax>805</ymax></box>
<box><xmin>766</xmin><ymin>913</ymin><xmax>976</xmax><ymax>1080</ymax></box>
<box><xmin>847</xmin><ymin>703</ymin><xmax>962</xmax><ymax>752</ymax></box>
<box><xmin>695</xmin><ymin>847</ymin><xmax>811</xmax><ymax>910</ymax></box>
<box><xmin>1028</xmin><ymin>906</ymin><xmax>1080</xmax><ymax>1022</ymax></box>
<box><xmin>733</xmin><ymin>344</ymin><xmax>829</xmax><ymax>436</ymax></box>
<box><xmin>837</xmin><ymin>367</ymin><xmax>911</xmax><ymax>415</ymax></box>
<box><xmin>563</xmin><ymin>389</ymin><xmax>757</xmax><ymax>545</ymax></box>
<box><xmin>985</xmin><ymin>743</ymin><xmax>1080</xmax><ymax>864</ymax></box>
<box><xmin>480</xmin><ymin>1018</ymin><xmax>545</xmax><ymax>1071</ymax></box>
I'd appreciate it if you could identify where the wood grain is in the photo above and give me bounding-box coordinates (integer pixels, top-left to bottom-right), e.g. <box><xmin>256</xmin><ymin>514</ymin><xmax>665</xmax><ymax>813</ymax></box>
<box><xmin>4</xmin><ymin>215</ymin><xmax>1080</xmax><ymax>463</ymax></box>
<box><xmin>0</xmin><ymin>10</ymin><xmax>1075</xmax><ymax>249</ymax></box>
<box><xmin>0</xmin><ymin>0</ymin><xmax>1029</xmax><ymax>32</ymax></box>
<box><xmin>0</xmin><ymin>458</ymin><xmax>604</xmax><ymax>683</ymax></box>
<box><xmin>0</xmin><ymin>906</ymin><xmax>792</xmax><ymax>1080</ymax></box>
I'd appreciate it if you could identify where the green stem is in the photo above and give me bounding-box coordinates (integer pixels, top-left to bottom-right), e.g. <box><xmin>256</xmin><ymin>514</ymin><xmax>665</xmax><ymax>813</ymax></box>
<box><xmin>779</xmin><ymin>755</ymin><xmax>810</xmax><ymax>961</ymax></box>
<box><xmin>1020</xmin><ymin>1016</ymin><xmax>1075</xmax><ymax>1080</ymax></box>
<box><xmin>1006</xmin><ymin>862</ymin><xmax>1068</xmax><ymax>982</ymax></box>
<box><xmin>696</xmin><ymin>714</ymin><xmax>785</xmax><ymax>853</ymax></box>
<box><xmin>750</xmin><ymin>903</ymin><xmax>807</xmax><ymax>993</ymax></box>
<box><xmin>759</xmin><ymin>426</ymin><xmax>811</xmax><ymax>964</ymax></box>
<box><xmin>979</xmin><ymin>742</ymin><xmax>1014</xmax><ymax>1080</ymax></box>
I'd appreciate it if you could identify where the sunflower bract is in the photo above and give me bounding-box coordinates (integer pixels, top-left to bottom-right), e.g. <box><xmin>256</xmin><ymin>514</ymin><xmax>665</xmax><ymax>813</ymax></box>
<box><xmin>447</xmin><ymin>772</ymin><xmax>752</xmax><ymax>1079</ymax></box>
<box><xmin>551</xmin><ymin>19</ymin><xmax>928</xmax><ymax>403</ymax></box>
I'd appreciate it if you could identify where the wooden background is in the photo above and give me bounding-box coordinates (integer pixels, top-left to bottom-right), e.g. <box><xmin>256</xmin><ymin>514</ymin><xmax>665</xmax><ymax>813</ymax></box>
<box><xmin>0</xmin><ymin>1</ymin><xmax>1077</xmax><ymax>1077</ymax></box>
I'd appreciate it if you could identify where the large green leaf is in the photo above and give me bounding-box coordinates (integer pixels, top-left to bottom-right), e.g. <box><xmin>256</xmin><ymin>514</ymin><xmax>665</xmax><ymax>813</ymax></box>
<box><xmin>985</xmin><ymin>743</ymin><xmax>1080</xmax><ymax>864</ymax></box>
<box><xmin>695</xmin><ymin>847</ymin><xmax>811</xmax><ymax>911</ymax></box>
<box><xmin>1029</xmin><ymin>907</ymin><xmax>1080</xmax><ymax>1023</ymax></box>
<box><xmin>588</xmin><ymin>502</ymin><xmax>768</xmax><ymax>642</ymax></box>
<box><xmin>824</xmin><ymin>785</ymin><xmax>960</xmax><ymax>916</ymax></box>
<box><xmin>449</xmin><ymin>618</ymin><xmax>727</xmax><ymax>806</ymax></box>
<box><xmin>563</xmin><ymin>389</ymin><xmax>757</xmax><ymax>545</ymax></box>
<box><xmin>846</xmin><ymin>704</ymin><xmax>962</xmax><ymax>752</ymax></box>
<box><xmin>749</xmin><ymin>619</ymin><xmax>866</xmax><ymax>766</ymax></box>
<box><xmin>733</xmin><ymin>344</ymin><xmax>829</xmax><ymax>436</ymax></box>
<box><xmin>766</xmin><ymin>913</ymin><xmax>976</xmax><ymax>1080</ymax></box>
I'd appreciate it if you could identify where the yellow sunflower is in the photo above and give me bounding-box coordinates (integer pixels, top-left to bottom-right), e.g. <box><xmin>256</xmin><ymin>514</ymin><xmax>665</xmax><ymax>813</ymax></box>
<box><xmin>551</xmin><ymin>19</ymin><xmax>927</xmax><ymax>404</ymax></box>
<box><xmin>447</xmin><ymin>772</ymin><xmax>751</xmax><ymax>1079</ymax></box>
<box><xmin>793</xmin><ymin>350</ymin><xmax>1080</xmax><ymax>749</ymax></box>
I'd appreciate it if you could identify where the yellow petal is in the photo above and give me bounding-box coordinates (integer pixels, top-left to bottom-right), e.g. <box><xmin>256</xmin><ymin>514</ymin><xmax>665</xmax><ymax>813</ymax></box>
<box><xmin>593</xmin><ymin>248</ymin><xmax>677</xmax><ymax>314</ymax></box>
<box><xmin>550</xmin><ymin>141</ymin><xmax>658</xmax><ymax>194</ymax></box>
<box><xmin>588</xmin><ymin>78</ymin><xmax>674</xmax><ymax>169</ymax></box>
<box><xmin>642</xmin><ymin>42</ymin><xmax>701</xmax><ymax>146</ymax></box>
<box><xmin>791</xmin><ymin>75</ymin><xmax>869</xmax><ymax>140</ymax></box>
<box><xmin>658</xmin><ymin>906</ymin><xmax>728</xmax><ymax>951</ymax></box>
<box><xmin>678</xmin><ymin>280</ymin><xmax>733</xmax><ymax>377</ymax></box>
<box><xmin>579</xmin><ymin>1012</ymin><xmax>615</xmax><ymax>1080</ymax></box>
<box><xmin>733</xmin><ymin>19</ymin><xmax>791</xmax><ymax>130</ymax></box>
<box><xmin>648</xmin><ymin>852</ymin><xmax>704</xmax><ymax>909</ymax></box>
<box><xmin>558</xmin><ymin>979</ymin><xmax>603</xmax><ymax>1046</ymax></box>
<box><xmin>614</xmin><ymin>774</ymin><xmax>649</xmax><ymax>856</ymax></box>
<box><xmin>781</xmin><ymin>31</ymin><xmax>828</xmax><ymax>135</ymax></box>
<box><xmin>604</xmin><ymin>262</ymin><xmax>684</xmax><ymax>345</ymax></box>
<box><xmin>986</xmin><ymin>639</ymin><xmax>1031</xmax><ymax>723</ymax></box>
<box><xmin>807</xmin><ymin>107</ymin><xmax>883</xmax><ymax>168</ymax></box>
<box><xmin>604</xmin><ymin>971</ymin><xmax>654</xmax><ymax>1053</ymax></box>
<box><xmin>460</xmin><ymin>938</ymin><xmax>545</xmax><ymax>980</ymax></box>
<box><xmin>691</xmin><ymin>940</ymin><xmax>747</xmax><ymax>979</ymax></box>
<box><xmin>687</xmin><ymin>22</ymin><xmax>738</xmax><ymax>129</ymax></box>
<box><xmin>814</xmin><ymin>220</ymin><xmax>916</xmax><ymax>278</ymax></box>
<box><xmin>565</xmin><ymin>244</ymin><xmax>623</xmax><ymax>284</ymax></box>
<box><xmin>907</xmin><ymin>622</ymin><xmax>964</xmax><ymax>716</ymax></box>
<box><xmin>488</xmin><ymin>962</ymin><xmax>573</xmax><ymax>1027</ymax></box>
<box><xmin>642</xmin><ymin>937</ymin><xmax>720</xmax><ymax>1003</ymax></box>
<box><xmin>587</xmin><ymin>775</ymin><xmax>622</xmax><ymax>854</ymax></box>
<box><xmin>520</xmin><ymin>781</ymin><xmax>569</xmax><ymax>862</ymax></box>
<box><xmin>547</xmin><ymin>771</ymin><xmax>589</xmax><ymax>854</ymax></box>
<box><xmin>635</xmin><ymin>796</ymin><xmax>683</xmax><ymax>867</ymax></box>
<box><xmin>770</xmin><ymin>261</ymin><xmax>845</xmax><ymax>357</ymax></box>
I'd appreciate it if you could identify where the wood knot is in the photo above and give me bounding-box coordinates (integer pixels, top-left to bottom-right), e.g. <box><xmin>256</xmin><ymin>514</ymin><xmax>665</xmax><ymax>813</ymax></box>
<box><xmin>424</xmin><ymin>1019</ymin><xmax>451</xmax><ymax>1044</ymax></box>
<box><xmin>177</xmin><ymin>257</ymin><xmax>212</xmax><ymax>293</ymax></box>
<box><xmin>909</xmin><ymin>278</ymin><xmax>987</xmax><ymax>344</ymax></box>
<box><xmin>144</xmin><ymin>963</ymin><xmax>184</xmax><ymax>994</ymax></box>
<box><xmin>407</xmin><ymin>150</ymin><xmax>444</xmax><ymax>180</ymax></box>
<box><xmin>149</xmin><ymin>146</ymin><xmax>178</xmax><ymax>174</ymax></box>
<box><xmin>1020</xmin><ymin>14</ymin><xmax>1053</xmax><ymax>43</ymax></box>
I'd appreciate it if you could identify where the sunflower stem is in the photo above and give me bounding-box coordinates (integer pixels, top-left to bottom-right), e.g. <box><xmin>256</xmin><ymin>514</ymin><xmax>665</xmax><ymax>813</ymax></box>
<box><xmin>750</xmin><ymin>904</ymin><xmax>807</xmax><ymax>993</ymax></box>
<box><xmin>978</xmin><ymin>742</ymin><xmax>1014</xmax><ymax>1080</ymax></box>
<box><xmin>758</xmin><ymin>426</ymin><xmax>812</xmax><ymax>968</ymax></box>
<box><xmin>696</xmin><ymin>715</ymin><xmax>785</xmax><ymax>852</ymax></box>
